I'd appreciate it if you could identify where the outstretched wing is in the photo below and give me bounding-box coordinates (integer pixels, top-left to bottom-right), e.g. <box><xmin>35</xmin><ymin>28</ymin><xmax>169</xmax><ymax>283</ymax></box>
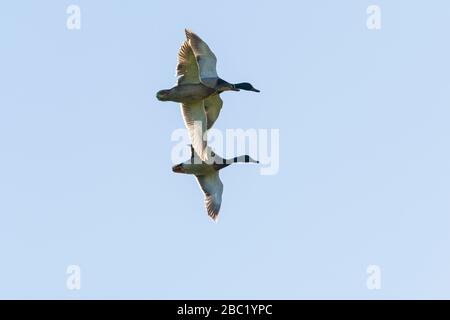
<box><xmin>176</xmin><ymin>40</ymin><xmax>200</xmax><ymax>85</ymax></box>
<box><xmin>195</xmin><ymin>172</ymin><xmax>223</xmax><ymax>221</ymax></box>
<box><xmin>181</xmin><ymin>101</ymin><xmax>208</xmax><ymax>161</ymax></box>
<box><xmin>185</xmin><ymin>29</ymin><xmax>218</xmax><ymax>88</ymax></box>
<box><xmin>204</xmin><ymin>94</ymin><xmax>223</xmax><ymax>130</ymax></box>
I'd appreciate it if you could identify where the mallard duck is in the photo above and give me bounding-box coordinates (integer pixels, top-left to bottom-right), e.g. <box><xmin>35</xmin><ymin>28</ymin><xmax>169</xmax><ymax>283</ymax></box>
<box><xmin>172</xmin><ymin>147</ymin><xmax>259</xmax><ymax>221</ymax></box>
<box><xmin>157</xmin><ymin>29</ymin><xmax>260</xmax><ymax>161</ymax></box>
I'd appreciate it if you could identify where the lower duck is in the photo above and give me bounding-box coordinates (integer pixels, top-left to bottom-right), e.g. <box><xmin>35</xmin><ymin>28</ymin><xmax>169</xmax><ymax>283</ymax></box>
<box><xmin>172</xmin><ymin>147</ymin><xmax>259</xmax><ymax>221</ymax></box>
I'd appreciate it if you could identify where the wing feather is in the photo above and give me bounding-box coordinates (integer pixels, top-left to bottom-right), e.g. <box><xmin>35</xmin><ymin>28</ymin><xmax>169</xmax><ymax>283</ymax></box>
<box><xmin>185</xmin><ymin>29</ymin><xmax>218</xmax><ymax>88</ymax></box>
<box><xmin>176</xmin><ymin>40</ymin><xmax>200</xmax><ymax>85</ymax></box>
<box><xmin>195</xmin><ymin>172</ymin><xmax>223</xmax><ymax>221</ymax></box>
<box><xmin>204</xmin><ymin>94</ymin><xmax>223</xmax><ymax>130</ymax></box>
<box><xmin>181</xmin><ymin>101</ymin><xmax>208</xmax><ymax>161</ymax></box>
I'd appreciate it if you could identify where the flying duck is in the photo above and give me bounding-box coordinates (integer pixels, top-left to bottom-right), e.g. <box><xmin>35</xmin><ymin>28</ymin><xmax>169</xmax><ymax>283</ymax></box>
<box><xmin>172</xmin><ymin>146</ymin><xmax>259</xmax><ymax>221</ymax></box>
<box><xmin>157</xmin><ymin>29</ymin><xmax>260</xmax><ymax>161</ymax></box>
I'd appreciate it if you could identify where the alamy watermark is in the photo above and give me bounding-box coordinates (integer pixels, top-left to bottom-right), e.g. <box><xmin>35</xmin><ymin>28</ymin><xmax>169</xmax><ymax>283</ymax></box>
<box><xmin>171</xmin><ymin>125</ymin><xmax>280</xmax><ymax>175</ymax></box>
<box><xmin>66</xmin><ymin>265</ymin><xmax>81</xmax><ymax>290</ymax></box>
<box><xmin>66</xmin><ymin>5</ymin><xmax>81</xmax><ymax>30</ymax></box>
<box><xmin>366</xmin><ymin>5</ymin><xmax>381</xmax><ymax>30</ymax></box>
<box><xmin>366</xmin><ymin>264</ymin><xmax>381</xmax><ymax>290</ymax></box>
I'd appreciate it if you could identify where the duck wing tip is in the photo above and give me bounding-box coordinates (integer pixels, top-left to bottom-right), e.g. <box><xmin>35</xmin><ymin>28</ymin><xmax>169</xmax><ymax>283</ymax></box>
<box><xmin>185</xmin><ymin>28</ymin><xmax>194</xmax><ymax>38</ymax></box>
<box><xmin>208</xmin><ymin>211</ymin><xmax>220</xmax><ymax>222</ymax></box>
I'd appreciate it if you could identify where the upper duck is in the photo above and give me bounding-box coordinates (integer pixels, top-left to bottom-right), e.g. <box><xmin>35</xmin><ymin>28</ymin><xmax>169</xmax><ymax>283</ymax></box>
<box><xmin>156</xmin><ymin>29</ymin><xmax>260</xmax><ymax>161</ymax></box>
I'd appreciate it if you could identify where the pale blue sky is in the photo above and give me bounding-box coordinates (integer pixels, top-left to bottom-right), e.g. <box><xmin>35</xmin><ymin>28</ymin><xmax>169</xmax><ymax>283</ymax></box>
<box><xmin>1</xmin><ymin>1</ymin><xmax>449</xmax><ymax>299</ymax></box>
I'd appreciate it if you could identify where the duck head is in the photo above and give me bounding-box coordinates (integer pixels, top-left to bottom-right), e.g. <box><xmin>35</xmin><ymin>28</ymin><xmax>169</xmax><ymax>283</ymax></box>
<box><xmin>234</xmin><ymin>82</ymin><xmax>260</xmax><ymax>92</ymax></box>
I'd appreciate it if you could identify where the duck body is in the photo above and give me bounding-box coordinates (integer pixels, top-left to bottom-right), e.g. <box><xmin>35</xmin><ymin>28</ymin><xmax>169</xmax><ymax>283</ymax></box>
<box><xmin>175</xmin><ymin>162</ymin><xmax>218</xmax><ymax>176</ymax></box>
<box><xmin>157</xmin><ymin>83</ymin><xmax>215</xmax><ymax>104</ymax></box>
<box><xmin>172</xmin><ymin>148</ymin><xmax>258</xmax><ymax>221</ymax></box>
<box><xmin>173</xmin><ymin>160</ymin><xmax>230</xmax><ymax>176</ymax></box>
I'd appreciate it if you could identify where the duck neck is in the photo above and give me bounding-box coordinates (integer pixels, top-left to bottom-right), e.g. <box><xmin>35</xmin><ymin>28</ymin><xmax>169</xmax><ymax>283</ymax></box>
<box><xmin>221</xmin><ymin>155</ymin><xmax>257</xmax><ymax>166</ymax></box>
<box><xmin>213</xmin><ymin>156</ymin><xmax>257</xmax><ymax>171</ymax></box>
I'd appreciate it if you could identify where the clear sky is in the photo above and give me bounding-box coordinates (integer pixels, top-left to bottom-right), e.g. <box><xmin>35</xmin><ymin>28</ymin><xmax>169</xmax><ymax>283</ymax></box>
<box><xmin>1</xmin><ymin>0</ymin><xmax>449</xmax><ymax>299</ymax></box>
